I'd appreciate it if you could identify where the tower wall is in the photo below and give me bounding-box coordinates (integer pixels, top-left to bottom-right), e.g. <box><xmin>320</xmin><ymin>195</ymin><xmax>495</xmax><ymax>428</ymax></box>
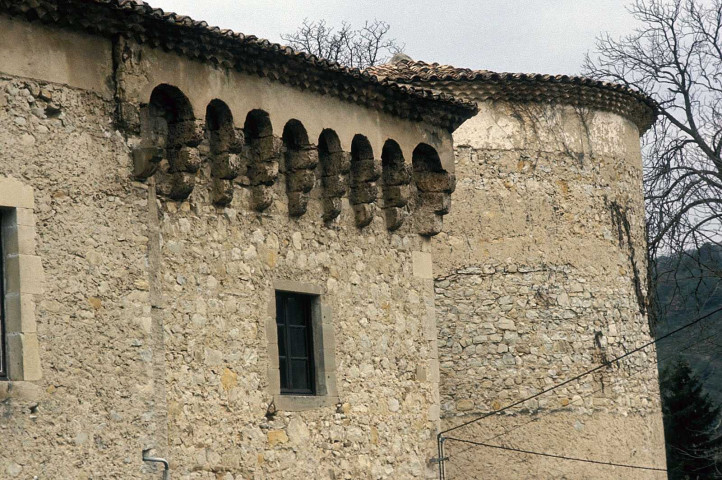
<box><xmin>433</xmin><ymin>101</ymin><xmax>666</xmax><ymax>478</ymax></box>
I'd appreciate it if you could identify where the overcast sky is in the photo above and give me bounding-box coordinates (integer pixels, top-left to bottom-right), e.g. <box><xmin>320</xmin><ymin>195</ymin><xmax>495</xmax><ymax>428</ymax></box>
<box><xmin>149</xmin><ymin>0</ymin><xmax>641</xmax><ymax>75</ymax></box>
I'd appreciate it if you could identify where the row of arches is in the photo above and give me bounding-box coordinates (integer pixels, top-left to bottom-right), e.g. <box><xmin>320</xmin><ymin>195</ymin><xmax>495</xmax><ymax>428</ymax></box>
<box><xmin>138</xmin><ymin>84</ymin><xmax>455</xmax><ymax>236</ymax></box>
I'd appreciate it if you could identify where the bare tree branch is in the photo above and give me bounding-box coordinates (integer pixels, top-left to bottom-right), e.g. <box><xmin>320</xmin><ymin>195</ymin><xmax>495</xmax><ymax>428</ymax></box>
<box><xmin>281</xmin><ymin>18</ymin><xmax>404</xmax><ymax>69</ymax></box>
<box><xmin>584</xmin><ymin>0</ymin><xmax>722</xmax><ymax>322</ymax></box>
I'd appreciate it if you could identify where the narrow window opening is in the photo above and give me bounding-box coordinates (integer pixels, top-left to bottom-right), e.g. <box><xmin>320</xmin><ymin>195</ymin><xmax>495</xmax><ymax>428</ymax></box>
<box><xmin>276</xmin><ymin>291</ymin><xmax>316</xmax><ymax>395</ymax></box>
<box><xmin>0</xmin><ymin>211</ymin><xmax>6</xmax><ymax>379</ymax></box>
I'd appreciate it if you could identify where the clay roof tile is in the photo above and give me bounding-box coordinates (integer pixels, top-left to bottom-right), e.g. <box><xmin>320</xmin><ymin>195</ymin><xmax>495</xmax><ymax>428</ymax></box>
<box><xmin>366</xmin><ymin>59</ymin><xmax>657</xmax><ymax>132</ymax></box>
<box><xmin>0</xmin><ymin>0</ymin><xmax>478</xmax><ymax>131</ymax></box>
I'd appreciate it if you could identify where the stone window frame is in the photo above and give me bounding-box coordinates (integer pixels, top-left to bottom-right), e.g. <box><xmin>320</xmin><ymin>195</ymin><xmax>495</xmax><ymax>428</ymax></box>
<box><xmin>267</xmin><ymin>280</ymin><xmax>338</xmax><ymax>411</ymax></box>
<box><xmin>0</xmin><ymin>177</ymin><xmax>43</xmax><ymax>383</ymax></box>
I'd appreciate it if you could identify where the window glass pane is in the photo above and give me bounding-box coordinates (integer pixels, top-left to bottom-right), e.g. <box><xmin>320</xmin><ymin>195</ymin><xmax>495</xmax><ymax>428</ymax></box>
<box><xmin>291</xmin><ymin>359</ymin><xmax>310</xmax><ymax>391</ymax></box>
<box><xmin>289</xmin><ymin>325</ymin><xmax>308</xmax><ymax>357</ymax></box>
<box><xmin>277</xmin><ymin>325</ymin><xmax>287</xmax><ymax>357</ymax></box>
<box><xmin>286</xmin><ymin>296</ymin><xmax>307</xmax><ymax>326</ymax></box>
<box><xmin>276</xmin><ymin>294</ymin><xmax>286</xmax><ymax>326</ymax></box>
<box><xmin>279</xmin><ymin>357</ymin><xmax>288</xmax><ymax>390</ymax></box>
<box><xmin>0</xmin><ymin>225</ymin><xmax>4</xmax><ymax>378</ymax></box>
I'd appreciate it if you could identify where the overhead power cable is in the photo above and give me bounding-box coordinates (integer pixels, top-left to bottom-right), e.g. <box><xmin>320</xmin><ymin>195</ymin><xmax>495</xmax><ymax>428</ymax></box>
<box><xmin>476</xmin><ymin>327</ymin><xmax>722</xmax><ymax>445</ymax></box>
<box><xmin>443</xmin><ymin>437</ymin><xmax>667</xmax><ymax>472</ymax></box>
<box><xmin>440</xmin><ymin>304</ymin><xmax>722</xmax><ymax>436</ymax></box>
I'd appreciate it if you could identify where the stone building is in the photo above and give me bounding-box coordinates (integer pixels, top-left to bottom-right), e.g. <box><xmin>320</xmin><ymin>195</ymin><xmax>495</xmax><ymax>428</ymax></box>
<box><xmin>368</xmin><ymin>58</ymin><xmax>666</xmax><ymax>478</ymax></box>
<box><xmin>0</xmin><ymin>1</ymin><xmax>663</xmax><ymax>479</ymax></box>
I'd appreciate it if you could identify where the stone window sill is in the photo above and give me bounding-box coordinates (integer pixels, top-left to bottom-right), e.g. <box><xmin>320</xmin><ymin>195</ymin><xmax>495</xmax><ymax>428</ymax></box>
<box><xmin>0</xmin><ymin>380</ymin><xmax>43</xmax><ymax>402</ymax></box>
<box><xmin>274</xmin><ymin>394</ymin><xmax>339</xmax><ymax>412</ymax></box>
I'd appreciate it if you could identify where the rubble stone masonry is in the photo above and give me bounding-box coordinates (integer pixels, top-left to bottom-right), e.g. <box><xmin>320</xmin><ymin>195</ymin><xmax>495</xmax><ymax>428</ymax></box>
<box><xmin>433</xmin><ymin>101</ymin><xmax>666</xmax><ymax>478</ymax></box>
<box><xmin>0</xmin><ymin>14</ymin><xmax>454</xmax><ymax>479</ymax></box>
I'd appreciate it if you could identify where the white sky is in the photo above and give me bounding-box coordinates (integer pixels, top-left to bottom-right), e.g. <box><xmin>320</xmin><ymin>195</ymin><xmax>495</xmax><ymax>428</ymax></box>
<box><xmin>149</xmin><ymin>0</ymin><xmax>641</xmax><ymax>75</ymax></box>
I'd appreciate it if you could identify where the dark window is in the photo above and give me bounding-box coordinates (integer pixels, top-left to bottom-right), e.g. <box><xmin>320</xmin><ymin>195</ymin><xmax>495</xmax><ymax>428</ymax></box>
<box><xmin>276</xmin><ymin>291</ymin><xmax>315</xmax><ymax>395</ymax></box>
<box><xmin>0</xmin><ymin>216</ymin><xmax>6</xmax><ymax>379</ymax></box>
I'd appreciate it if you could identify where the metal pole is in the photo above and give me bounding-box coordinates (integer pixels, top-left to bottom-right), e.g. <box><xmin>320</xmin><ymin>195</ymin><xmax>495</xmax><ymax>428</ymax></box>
<box><xmin>437</xmin><ymin>434</ymin><xmax>447</xmax><ymax>480</ymax></box>
<box><xmin>143</xmin><ymin>449</ymin><xmax>170</xmax><ymax>479</ymax></box>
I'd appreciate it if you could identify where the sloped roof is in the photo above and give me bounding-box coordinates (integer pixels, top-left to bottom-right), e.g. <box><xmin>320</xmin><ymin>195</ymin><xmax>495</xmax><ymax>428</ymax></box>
<box><xmin>366</xmin><ymin>58</ymin><xmax>657</xmax><ymax>133</ymax></box>
<box><xmin>0</xmin><ymin>0</ymin><xmax>478</xmax><ymax>131</ymax></box>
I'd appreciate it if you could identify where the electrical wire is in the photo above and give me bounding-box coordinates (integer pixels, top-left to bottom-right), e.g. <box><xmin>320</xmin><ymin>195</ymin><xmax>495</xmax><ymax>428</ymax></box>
<box><xmin>443</xmin><ymin>436</ymin><xmax>668</xmax><ymax>472</ymax></box>
<box><xmin>446</xmin><ymin>329</ymin><xmax>722</xmax><ymax>464</ymax></box>
<box><xmin>439</xmin><ymin>304</ymin><xmax>722</xmax><ymax>436</ymax></box>
<box><xmin>474</xmin><ymin>327</ymin><xmax>722</xmax><ymax>446</ymax></box>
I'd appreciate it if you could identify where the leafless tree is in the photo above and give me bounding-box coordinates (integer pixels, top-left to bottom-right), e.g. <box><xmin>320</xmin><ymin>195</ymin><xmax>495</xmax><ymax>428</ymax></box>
<box><xmin>583</xmin><ymin>0</ymin><xmax>722</xmax><ymax>324</ymax></box>
<box><xmin>281</xmin><ymin>19</ymin><xmax>404</xmax><ymax>69</ymax></box>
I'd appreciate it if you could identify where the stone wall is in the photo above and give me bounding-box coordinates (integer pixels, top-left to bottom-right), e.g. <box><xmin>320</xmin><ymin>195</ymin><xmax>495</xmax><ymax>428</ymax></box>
<box><xmin>0</xmin><ymin>70</ymin><xmax>443</xmax><ymax>479</ymax></box>
<box><xmin>0</xmin><ymin>16</ymin><xmax>453</xmax><ymax>478</ymax></box>
<box><xmin>433</xmin><ymin>102</ymin><xmax>666</xmax><ymax>477</ymax></box>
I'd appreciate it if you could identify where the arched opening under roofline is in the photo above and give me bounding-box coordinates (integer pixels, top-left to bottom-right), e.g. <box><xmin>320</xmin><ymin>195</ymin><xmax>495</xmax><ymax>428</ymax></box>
<box><xmin>244</xmin><ymin>109</ymin><xmax>273</xmax><ymax>139</ymax></box>
<box><xmin>381</xmin><ymin>139</ymin><xmax>410</xmax><ymax>231</ymax></box>
<box><xmin>206</xmin><ymin>99</ymin><xmax>241</xmax><ymax>206</ymax></box>
<box><xmin>244</xmin><ymin>109</ymin><xmax>276</xmax><ymax>211</ymax></box>
<box><xmin>282</xmin><ymin>119</ymin><xmax>316</xmax><ymax>217</ymax></box>
<box><xmin>350</xmin><ymin>134</ymin><xmax>380</xmax><ymax>228</ymax></box>
<box><xmin>412</xmin><ymin>143</ymin><xmax>455</xmax><ymax>237</ymax></box>
<box><xmin>318</xmin><ymin>129</ymin><xmax>349</xmax><ymax>222</ymax></box>
<box><xmin>149</xmin><ymin>84</ymin><xmax>195</xmax><ymax>124</ymax></box>
<box><xmin>141</xmin><ymin>84</ymin><xmax>200</xmax><ymax>200</ymax></box>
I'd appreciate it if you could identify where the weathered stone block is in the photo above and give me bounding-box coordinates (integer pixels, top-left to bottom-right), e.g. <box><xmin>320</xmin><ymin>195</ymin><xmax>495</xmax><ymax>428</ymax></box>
<box><xmin>322</xmin><ymin>197</ymin><xmax>342</xmax><ymax>221</ymax></box>
<box><xmin>353</xmin><ymin>203</ymin><xmax>374</xmax><ymax>228</ymax></box>
<box><xmin>287</xmin><ymin>170</ymin><xmax>316</xmax><ymax>193</ymax></box>
<box><xmin>211</xmin><ymin>153</ymin><xmax>242</xmax><ymax>180</ymax></box>
<box><xmin>229</xmin><ymin>129</ymin><xmax>246</xmax><ymax>153</ymax></box>
<box><xmin>168</xmin><ymin>147</ymin><xmax>201</xmax><ymax>173</ymax></box>
<box><xmin>322</xmin><ymin>151</ymin><xmax>351</xmax><ymax>175</ymax></box>
<box><xmin>286</xmin><ymin>149</ymin><xmax>318</xmax><ymax>170</ymax></box>
<box><xmin>209</xmin><ymin>128</ymin><xmax>239</xmax><ymax>154</ymax></box>
<box><xmin>132</xmin><ymin>146</ymin><xmax>163</xmax><ymax>179</ymax></box>
<box><xmin>349</xmin><ymin>182</ymin><xmax>377</xmax><ymax>205</ymax></box>
<box><xmin>412</xmin><ymin>251</ymin><xmax>433</xmax><ymax>278</ymax></box>
<box><xmin>0</xmin><ymin>176</ymin><xmax>34</xmax><ymax>209</ymax></box>
<box><xmin>382</xmin><ymin>165</ymin><xmax>411</xmax><ymax>186</ymax></box>
<box><xmin>384</xmin><ymin>207</ymin><xmax>405</xmax><ymax>231</ymax></box>
<box><xmin>118</xmin><ymin>101</ymin><xmax>141</xmax><ymax>134</ymax></box>
<box><xmin>168</xmin><ymin>172</ymin><xmax>195</xmax><ymax>200</ymax></box>
<box><xmin>414</xmin><ymin>171</ymin><xmax>456</xmax><ymax>193</ymax></box>
<box><xmin>167</xmin><ymin>120</ymin><xmax>203</xmax><ymax>147</ymax></box>
<box><xmin>211</xmin><ymin>178</ymin><xmax>234</xmax><ymax>206</ymax></box>
<box><xmin>383</xmin><ymin>185</ymin><xmax>410</xmax><ymax>208</ymax></box>
<box><xmin>7</xmin><ymin>332</ymin><xmax>42</xmax><ymax>381</ymax></box>
<box><xmin>419</xmin><ymin>192</ymin><xmax>451</xmax><ymax>214</ymax></box>
<box><xmin>252</xmin><ymin>136</ymin><xmax>275</xmax><ymax>159</ymax></box>
<box><xmin>248</xmin><ymin>161</ymin><xmax>279</xmax><ymax>185</ymax></box>
<box><xmin>5</xmin><ymin>254</ymin><xmax>44</xmax><ymax>295</ymax></box>
<box><xmin>416</xmin><ymin>211</ymin><xmax>443</xmax><ymax>237</ymax></box>
<box><xmin>252</xmin><ymin>185</ymin><xmax>273</xmax><ymax>211</ymax></box>
<box><xmin>351</xmin><ymin>159</ymin><xmax>381</xmax><ymax>184</ymax></box>
<box><xmin>322</xmin><ymin>175</ymin><xmax>347</xmax><ymax>198</ymax></box>
<box><xmin>287</xmin><ymin>192</ymin><xmax>309</xmax><ymax>217</ymax></box>
<box><xmin>4</xmin><ymin>293</ymin><xmax>36</xmax><ymax>334</ymax></box>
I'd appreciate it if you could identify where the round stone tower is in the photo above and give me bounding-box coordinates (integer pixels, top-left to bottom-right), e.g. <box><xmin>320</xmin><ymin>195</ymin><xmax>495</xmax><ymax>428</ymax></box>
<box><xmin>369</xmin><ymin>59</ymin><xmax>666</xmax><ymax>479</ymax></box>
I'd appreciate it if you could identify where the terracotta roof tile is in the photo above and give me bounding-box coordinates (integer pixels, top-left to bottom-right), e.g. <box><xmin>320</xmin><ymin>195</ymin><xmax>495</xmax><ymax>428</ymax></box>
<box><xmin>366</xmin><ymin>59</ymin><xmax>657</xmax><ymax>133</ymax></box>
<box><xmin>0</xmin><ymin>0</ymin><xmax>478</xmax><ymax>131</ymax></box>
